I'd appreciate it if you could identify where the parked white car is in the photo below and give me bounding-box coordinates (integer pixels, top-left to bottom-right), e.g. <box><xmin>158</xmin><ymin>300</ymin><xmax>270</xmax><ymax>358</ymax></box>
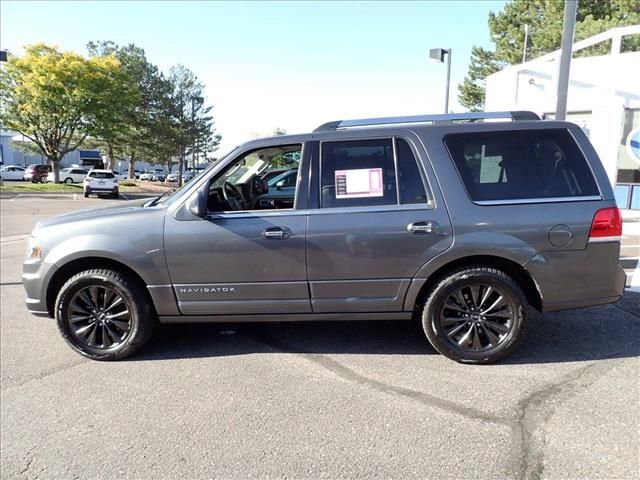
<box><xmin>48</xmin><ymin>167</ymin><xmax>88</xmax><ymax>184</ymax></box>
<box><xmin>165</xmin><ymin>172</ymin><xmax>179</xmax><ymax>183</ymax></box>
<box><xmin>112</xmin><ymin>170</ymin><xmax>128</xmax><ymax>181</ymax></box>
<box><xmin>0</xmin><ymin>165</ymin><xmax>26</xmax><ymax>181</ymax></box>
<box><xmin>84</xmin><ymin>169</ymin><xmax>119</xmax><ymax>198</ymax></box>
<box><xmin>140</xmin><ymin>171</ymin><xmax>153</xmax><ymax>181</ymax></box>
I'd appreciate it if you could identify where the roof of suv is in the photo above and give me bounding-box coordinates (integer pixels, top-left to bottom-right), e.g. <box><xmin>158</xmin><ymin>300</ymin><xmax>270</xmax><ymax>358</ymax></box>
<box><xmin>239</xmin><ymin>111</ymin><xmax>548</xmax><ymax>151</ymax></box>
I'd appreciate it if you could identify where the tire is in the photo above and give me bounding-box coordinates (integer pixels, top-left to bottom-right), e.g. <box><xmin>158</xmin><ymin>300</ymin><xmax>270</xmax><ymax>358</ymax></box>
<box><xmin>55</xmin><ymin>269</ymin><xmax>156</xmax><ymax>361</ymax></box>
<box><xmin>84</xmin><ymin>191</ymin><xmax>89</xmax><ymax>198</ymax></box>
<box><xmin>64</xmin><ymin>177</ymin><xmax>73</xmax><ymax>184</ymax></box>
<box><xmin>421</xmin><ymin>266</ymin><xmax>527</xmax><ymax>364</ymax></box>
<box><xmin>112</xmin><ymin>190</ymin><xmax>119</xmax><ymax>199</ymax></box>
<box><xmin>40</xmin><ymin>176</ymin><xmax>47</xmax><ymax>183</ymax></box>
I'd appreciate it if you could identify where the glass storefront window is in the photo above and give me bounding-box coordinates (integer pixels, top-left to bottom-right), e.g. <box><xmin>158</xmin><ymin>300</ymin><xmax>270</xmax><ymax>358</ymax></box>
<box><xmin>631</xmin><ymin>185</ymin><xmax>640</xmax><ymax>210</ymax></box>
<box><xmin>617</xmin><ymin>109</ymin><xmax>640</xmax><ymax>183</ymax></box>
<box><xmin>614</xmin><ymin>184</ymin><xmax>630</xmax><ymax>209</ymax></box>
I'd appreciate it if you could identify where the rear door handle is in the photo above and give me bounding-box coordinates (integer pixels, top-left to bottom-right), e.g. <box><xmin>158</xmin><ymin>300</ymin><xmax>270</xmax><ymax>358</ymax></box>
<box><xmin>262</xmin><ymin>227</ymin><xmax>290</xmax><ymax>240</ymax></box>
<box><xmin>407</xmin><ymin>221</ymin><xmax>437</xmax><ymax>234</ymax></box>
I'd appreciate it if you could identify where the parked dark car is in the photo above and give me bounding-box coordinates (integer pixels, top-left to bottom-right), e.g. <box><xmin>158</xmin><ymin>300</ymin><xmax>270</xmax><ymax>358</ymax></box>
<box><xmin>23</xmin><ymin>164</ymin><xmax>51</xmax><ymax>183</ymax></box>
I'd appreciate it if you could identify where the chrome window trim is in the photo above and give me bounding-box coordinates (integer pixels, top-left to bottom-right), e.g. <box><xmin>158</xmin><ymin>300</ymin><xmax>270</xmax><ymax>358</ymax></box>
<box><xmin>203</xmin><ymin>201</ymin><xmax>436</xmax><ymax>219</ymax></box>
<box><xmin>474</xmin><ymin>195</ymin><xmax>602</xmax><ymax>206</ymax></box>
<box><xmin>306</xmin><ymin>202</ymin><xmax>435</xmax><ymax>216</ymax></box>
<box><xmin>205</xmin><ymin>208</ymin><xmax>307</xmax><ymax>220</ymax></box>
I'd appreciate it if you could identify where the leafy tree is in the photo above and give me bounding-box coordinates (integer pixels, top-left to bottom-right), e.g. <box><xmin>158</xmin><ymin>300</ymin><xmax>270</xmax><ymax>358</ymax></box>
<box><xmin>0</xmin><ymin>44</ymin><xmax>126</xmax><ymax>182</ymax></box>
<box><xmin>458</xmin><ymin>0</ymin><xmax>640</xmax><ymax>111</ymax></box>
<box><xmin>87</xmin><ymin>41</ymin><xmax>172</xmax><ymax>177</ymax></box>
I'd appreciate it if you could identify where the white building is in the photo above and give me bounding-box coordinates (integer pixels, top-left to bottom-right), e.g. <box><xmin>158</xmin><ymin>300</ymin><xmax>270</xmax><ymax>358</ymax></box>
<box><xmin>485</xmin><ymin>26</ymin><xmax>640</xmax><ymax>210</ymax></box>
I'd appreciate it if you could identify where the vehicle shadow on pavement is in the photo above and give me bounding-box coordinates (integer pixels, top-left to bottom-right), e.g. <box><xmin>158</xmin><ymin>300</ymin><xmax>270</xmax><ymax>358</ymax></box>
<box><xmin>133</xmin><ymin>291</ymin><xmax>640</xmax><ymax>364</ymax></box>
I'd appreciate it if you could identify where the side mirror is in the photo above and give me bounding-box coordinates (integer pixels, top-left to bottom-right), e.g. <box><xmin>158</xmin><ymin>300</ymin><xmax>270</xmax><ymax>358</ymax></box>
<box><xmin>275</xmin><ymin>180</ymin><xmax>285</xmax><ymax>190</ymax></box>
<box><xmin>187</xmin><ymin>188</ymin><xmax>207</xmax><ymax>218</ymax></box>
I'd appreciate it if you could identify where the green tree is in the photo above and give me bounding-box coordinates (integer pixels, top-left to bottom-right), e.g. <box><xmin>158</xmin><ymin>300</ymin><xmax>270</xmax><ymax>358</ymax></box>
<box><xmin>0</xmin><ymin>44</ymin><xmax>126</xmax><ymax>182</ymax></box>
<box><xmin>458</xmin><ymin>0</ymin><xmax>640</xmax><ymax>111</ymax></box>
<box><xmin>87</xmin><ymin>41</ymin><xmax>172</xmax><ymax>177</ymax></box>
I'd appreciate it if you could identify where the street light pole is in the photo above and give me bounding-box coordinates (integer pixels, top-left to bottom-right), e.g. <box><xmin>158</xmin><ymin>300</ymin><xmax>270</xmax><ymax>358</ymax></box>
<box><xmin>429</xmin><ymin>48</ymin><xmax>452</xmax><ymax>113</ymax></box>
<box><xmin>555</xmin><ymin>0</ymin><xmax>577</xmax><ymax>121</ymax></box>
<box><xmin>444</xmin><ymin>49</ymin><xmax>451</xmax><ymax>114</ymax></box>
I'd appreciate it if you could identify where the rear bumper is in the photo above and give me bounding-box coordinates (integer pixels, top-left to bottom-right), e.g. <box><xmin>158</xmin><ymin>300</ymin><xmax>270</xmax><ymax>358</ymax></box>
<box><xmin>85</xmin><ymin>186</ymin><xmax>118</xmax><ymax>192</ymax></box>
<box><xmin>525</xmin><ymin>242</ymin><xmax>626</xmax><ymax>312</ymax></box>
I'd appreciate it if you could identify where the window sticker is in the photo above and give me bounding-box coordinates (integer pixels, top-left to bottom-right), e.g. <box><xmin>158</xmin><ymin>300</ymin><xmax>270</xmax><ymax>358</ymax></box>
<box><xmin>335</xmin><ymin>168</ymin><xmax>384</xmax><ymax>199</ymax></box>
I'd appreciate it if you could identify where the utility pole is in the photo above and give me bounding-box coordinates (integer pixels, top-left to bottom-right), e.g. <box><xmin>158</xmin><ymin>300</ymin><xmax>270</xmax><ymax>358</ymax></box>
<box><xmin>555</xmin><ymin>0</ymin><xmax>577</xmax><ymax>121</ymax></box>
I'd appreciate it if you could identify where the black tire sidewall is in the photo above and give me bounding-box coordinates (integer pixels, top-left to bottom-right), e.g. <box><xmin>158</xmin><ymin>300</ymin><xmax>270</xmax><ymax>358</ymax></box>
<box><xmin>55</xmin><ymin>271</ymin><xmax>148</xmax><ymax>360</ymax></box>
<box><xmin>423</xmin><ymin>269</ymin><xmax>526</xmax><ymax>364</ymax></box>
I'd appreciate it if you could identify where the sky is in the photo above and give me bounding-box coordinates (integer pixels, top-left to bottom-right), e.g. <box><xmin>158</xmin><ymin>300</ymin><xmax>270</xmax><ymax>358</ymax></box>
<box><xmin>1</xmin><ymin>0</ymin><xmax>506</xmax><ymax>153</ymax></box>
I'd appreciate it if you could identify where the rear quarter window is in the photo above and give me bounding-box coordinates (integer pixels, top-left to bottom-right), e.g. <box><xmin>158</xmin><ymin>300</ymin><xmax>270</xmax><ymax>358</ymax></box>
<box><xmin>443</xmin><ymin>129</ymin><xmax>599</xmax><ymax>202</ymax></box>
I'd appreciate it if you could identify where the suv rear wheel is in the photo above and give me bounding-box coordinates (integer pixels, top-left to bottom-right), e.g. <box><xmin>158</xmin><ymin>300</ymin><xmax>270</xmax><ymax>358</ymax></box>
<box><xmin>55</xmin><ymin>269</ymin><xmax>156</xmax><ymax>360</ymax></box>
<box><xmin>422</xmin><ymin>267</ymin><xmax>527</xmax><ymax>364</ymax></box>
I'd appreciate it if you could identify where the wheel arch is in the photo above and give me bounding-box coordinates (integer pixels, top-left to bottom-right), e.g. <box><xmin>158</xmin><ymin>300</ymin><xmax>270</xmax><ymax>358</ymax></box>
<box><xmin>409</xmin><ymin>255</ymin><xmax>543</xmax><ymax>315</ymax></box>
<box><xmin>46</xmin><ymin>257</ymin><xmax>152</xmax><ymax>317</ymax></box>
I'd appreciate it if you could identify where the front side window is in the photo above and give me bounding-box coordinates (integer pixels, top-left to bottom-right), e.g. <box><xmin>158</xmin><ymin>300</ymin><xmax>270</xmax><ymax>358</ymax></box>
<box><xmin>444</xmin><ymin>129</ymin><xmax>600</xmax><ymax>202</ymax></box>
<box><xmin>207</xmin><ymin>144</ymin><xmax>302</xmax><ymax>212</ymax></box>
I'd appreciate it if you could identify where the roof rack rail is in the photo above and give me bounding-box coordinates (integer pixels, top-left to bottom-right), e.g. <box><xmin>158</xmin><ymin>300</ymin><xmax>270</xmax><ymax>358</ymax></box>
<box><xmin>313</xmin><ymin>111</ymin><xmax>540</xmax><ymax>132</ymax></box>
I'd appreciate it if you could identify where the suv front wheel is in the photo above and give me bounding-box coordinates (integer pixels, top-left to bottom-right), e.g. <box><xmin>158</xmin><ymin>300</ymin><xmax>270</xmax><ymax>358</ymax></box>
<box><xmin>422</xmin><ymin>267</ymin><xmax>527</xmax><ymax>364</ymax></box>
<box><xmin>55</xmin><ymin>269</ymin><xmax>156</xmax><ymax>360</ymax></box>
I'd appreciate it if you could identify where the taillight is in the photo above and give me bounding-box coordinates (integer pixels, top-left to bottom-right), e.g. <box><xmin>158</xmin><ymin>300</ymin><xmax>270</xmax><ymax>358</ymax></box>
<box><xmin>588</xmin><ymin>207</ymin><xmax>622</xmax><ymax>242</ymax></box>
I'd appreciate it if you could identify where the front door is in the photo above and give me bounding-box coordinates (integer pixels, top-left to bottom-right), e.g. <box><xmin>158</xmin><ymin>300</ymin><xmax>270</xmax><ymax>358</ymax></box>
<box><xmin>164</xmin><ymin>141</ymin><xmax>311</xmax><ymax>315</ymax></box>
<box><xmin>306</xmin><ymin>134</ymin><xmax>453</xmax><ymax>312</ymax></box>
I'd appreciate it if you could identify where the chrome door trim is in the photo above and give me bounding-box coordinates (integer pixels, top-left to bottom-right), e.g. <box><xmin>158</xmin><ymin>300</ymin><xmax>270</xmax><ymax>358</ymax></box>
<box><xmin>473</xmin><ymin>195</ymin><xmax>601</xmax><ymax>206</ymax></box>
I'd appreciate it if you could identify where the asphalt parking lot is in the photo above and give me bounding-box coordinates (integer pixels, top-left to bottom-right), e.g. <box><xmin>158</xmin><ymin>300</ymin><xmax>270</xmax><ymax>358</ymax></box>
<box><xmin>1</xmin><ymin>193</ymin><xmax>638</xmax><ymax>479</ymax></box>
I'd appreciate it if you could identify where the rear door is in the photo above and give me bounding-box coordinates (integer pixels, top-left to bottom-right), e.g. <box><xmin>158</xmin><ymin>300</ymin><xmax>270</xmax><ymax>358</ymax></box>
<box><xmin>305</xmin><ymin>132</ymin><xmax>453</xmax><ymax>312</ymax></box>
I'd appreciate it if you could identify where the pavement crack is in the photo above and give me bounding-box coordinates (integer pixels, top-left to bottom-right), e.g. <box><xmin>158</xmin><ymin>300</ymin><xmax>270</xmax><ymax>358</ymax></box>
<box><xmin>0</xmin><ymin>281</ymin><xmax>23</xmax><ymax>286</ymax></box>
<box><xmin>515</xmin><ymin>360</ymin><xmax>621</xmax><ymax>480</ymax></box>
<box><xmin>246</xmin><ymin>331</ymin><xmax>513</xmax><ymax>427</ymax></box>
<box><xmin>18</xmin><ymin>457</ymin><xmax>33</xmax><ymax>475</ymax></box>
<box><xmin>3</xmin><ymin>358</ymin><xmax>88</xmax><ymax>392</ymax></box>
<box><xmin>612</xmin><ymin>303</ymin><xmax>640</xmax><ymax>321</ymax></box>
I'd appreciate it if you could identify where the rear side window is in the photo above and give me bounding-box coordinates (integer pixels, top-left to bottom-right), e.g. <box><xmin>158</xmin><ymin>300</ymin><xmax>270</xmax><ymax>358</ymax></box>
<box><xmin>320</xmin><ymin>139</ymin><xmax>396</xmax><ymax>208</ymax></box>
<box><xmin>396</xmin><ymin>139</ymin><xmax>429</xmax><ymax>204</ymax></box>
<box><xmin>320</xmin><ymin>138</ymin><xmax>430</xmax><ymax>208</ymax></box>
<box><xmin>444</xmin><ymin>129</ymin><xmax>599</xmax><ymax>202</ymax></box>
<box><xmin>89</xmin><ymin>172</ymin><xmax>115</xmax><ymax>179</ymax></box>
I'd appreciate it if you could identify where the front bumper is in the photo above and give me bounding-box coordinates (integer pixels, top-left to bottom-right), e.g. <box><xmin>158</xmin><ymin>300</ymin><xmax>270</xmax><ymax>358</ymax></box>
<box><xmin>22</xmin><ymin>258</ymin><xmax>57</xmax><ymax>318</ymax></box>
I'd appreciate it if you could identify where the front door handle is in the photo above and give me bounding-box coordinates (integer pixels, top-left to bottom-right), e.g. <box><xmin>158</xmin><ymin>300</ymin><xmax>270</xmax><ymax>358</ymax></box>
<box><xmin>262</xmin><ymin>227</ymin><xmax>290</xmax><ymax>240</ymax></box>
<box><xmin>407</xmin><ymin>221</ymin><xmax>437</xmax><ymax>234</ymax></box>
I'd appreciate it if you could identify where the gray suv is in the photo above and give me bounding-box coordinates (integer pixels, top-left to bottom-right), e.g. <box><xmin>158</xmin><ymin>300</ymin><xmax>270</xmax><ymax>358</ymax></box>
<box><xmin>22</xmin><ymin>111</ymin><xmax>626</xmax><ymax>363</ymax></box>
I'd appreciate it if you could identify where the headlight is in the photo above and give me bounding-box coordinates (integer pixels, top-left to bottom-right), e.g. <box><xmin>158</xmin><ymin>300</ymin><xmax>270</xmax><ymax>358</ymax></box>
<box><xmin>26</xmin><ymin>236</ymin><xmax>43</xmax><ymax>260</ymax></box>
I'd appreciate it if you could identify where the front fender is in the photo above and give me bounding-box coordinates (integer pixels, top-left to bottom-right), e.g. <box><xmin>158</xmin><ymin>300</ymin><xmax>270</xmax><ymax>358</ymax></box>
<box><xmin>45</xmin><ymin>234</ymin><xmax>171</xmax><ymax>285</ymax></box>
